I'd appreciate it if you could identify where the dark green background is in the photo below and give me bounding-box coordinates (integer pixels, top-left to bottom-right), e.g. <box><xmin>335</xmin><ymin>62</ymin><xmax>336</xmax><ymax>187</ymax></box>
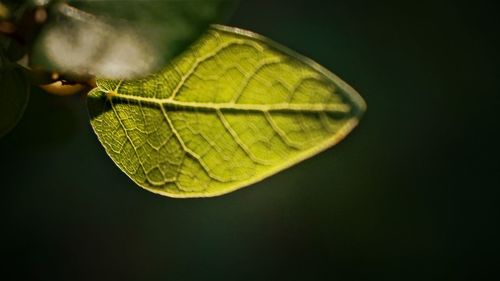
<box><xmin>1</xmin><ymin>0</ymin><xmax>498</xmax><ymax>280</ymax></box>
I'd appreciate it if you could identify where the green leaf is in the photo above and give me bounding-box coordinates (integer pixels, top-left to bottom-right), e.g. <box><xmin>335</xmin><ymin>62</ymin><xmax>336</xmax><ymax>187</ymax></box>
<box><xmin>87</xmin><ymin>25</ymin><xmax>366</xmax><ymax>198</ymax></box>
<box><xmin>30</xmin><ymin>0</ymin><xmax>235</xmax><ymax>79</ymax></box>
<box><xmin>0</xmin><ymin>50</ymin><xmax>30</xmax><ymax>138</ymax></box>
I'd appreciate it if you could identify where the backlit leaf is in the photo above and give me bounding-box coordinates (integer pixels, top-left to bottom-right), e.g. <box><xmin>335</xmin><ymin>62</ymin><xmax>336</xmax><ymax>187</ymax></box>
<box><xmin>31</xmin><ymin>0</ymin><xmax>235</xmax><ymax>79</ymax></box>
<box><xmin>87</xmin><ymin>25</ymin><xmax>366</xmax><ymax>198</ymax></box>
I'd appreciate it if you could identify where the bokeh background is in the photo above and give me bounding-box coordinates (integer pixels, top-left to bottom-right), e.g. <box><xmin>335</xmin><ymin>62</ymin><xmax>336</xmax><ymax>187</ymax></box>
<box><xmin>1</xmin><ymin>0</ymin><xmax>498</xmax><ymax>280</ymax></box>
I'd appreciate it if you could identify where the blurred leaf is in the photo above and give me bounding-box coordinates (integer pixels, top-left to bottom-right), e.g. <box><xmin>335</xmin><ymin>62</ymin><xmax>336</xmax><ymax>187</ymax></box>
<box><xmin>31</xmin><ymin>0</ymin><xmax>235</xmax><ymax>79</ymax></box>
<box><xmin>0</xmin><ymin>48</ymin><xmax>30</xmax><ymax>138</ymax></box>
<box><xmin>0</xmin><ymin>35</ymin><xmax>26</xmax><ymax>61</ymax></box>
<box><xmin>0</xmin><ymin>85</ymin><xmax>79</xmax><ymax>148</ymax></box>
<box><xmin>87</xmin><ymin>25</ymin><xmax>366</xmax><ymax>198</ymax></box>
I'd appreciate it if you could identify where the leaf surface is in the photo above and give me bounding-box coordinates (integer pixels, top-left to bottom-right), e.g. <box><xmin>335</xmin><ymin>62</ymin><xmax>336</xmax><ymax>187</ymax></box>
<box><xmin>31</xmin><ymin>0</ymin><xmax>235</xmax><ymax>79</ymax></box>
<box><xmin>87</xmin><ymin>25</ymin><xmax>366</xmax><ymax>198</ymax></box>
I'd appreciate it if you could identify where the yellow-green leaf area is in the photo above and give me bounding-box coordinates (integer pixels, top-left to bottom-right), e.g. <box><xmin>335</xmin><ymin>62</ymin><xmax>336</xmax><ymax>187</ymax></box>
<box><xmin>87</xmin><ymin>25</ymin><xmax>366</xmax><ymax>198</ymax></box>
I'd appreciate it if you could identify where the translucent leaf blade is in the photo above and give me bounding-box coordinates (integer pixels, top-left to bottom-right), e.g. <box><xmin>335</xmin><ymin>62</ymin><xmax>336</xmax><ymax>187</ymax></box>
<box><xmin>87</xmin><ymin>25</ymin><xmax>366</xmax><ymax>198</ymax></box>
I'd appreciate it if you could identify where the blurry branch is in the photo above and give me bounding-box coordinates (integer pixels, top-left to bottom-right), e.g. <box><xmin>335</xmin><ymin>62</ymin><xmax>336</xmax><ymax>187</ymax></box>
<box><xmin>0</xmin><ymin>4</ymin><xmax>96</xmax><ymax>94</ymax></box>
<box><xmin>0</xmin><ymin>20</ymin><xmax>26</xmax><ymax>44</ymax></box>
<box><xmin>0</xmin><ymin>5</ymin><xmax>48</xmax><ymax>44</ymax></box>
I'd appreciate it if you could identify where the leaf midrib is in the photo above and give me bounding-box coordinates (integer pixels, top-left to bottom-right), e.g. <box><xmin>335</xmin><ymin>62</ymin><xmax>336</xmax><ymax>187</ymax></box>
<box><xmin>104</xmin><ymin>90</ymin><xmax>351</xmax><ymax>113</ymax></box>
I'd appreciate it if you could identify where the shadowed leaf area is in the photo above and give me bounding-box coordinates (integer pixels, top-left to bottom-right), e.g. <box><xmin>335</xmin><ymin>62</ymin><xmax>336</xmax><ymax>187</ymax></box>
<box><xmin>0</xmin><ymin>46</ymin><xmax>30</xmax><ymax>138</ymax></box>
<box><xmin>88</xmin><ymin>25</ymin><xmax>365</xmax><ymax>198</ymax></box>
